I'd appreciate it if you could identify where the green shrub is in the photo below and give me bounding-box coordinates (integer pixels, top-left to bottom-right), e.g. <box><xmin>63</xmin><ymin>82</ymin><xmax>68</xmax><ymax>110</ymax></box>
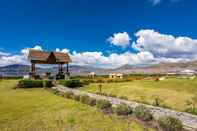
<box><xmin>87</xmin><ymin>97</ymin><xmax>96</xmax><ymax>106</ymax></box>
<box><xmin>56</xmin><ymin>73</ymin><xmax>65</xmax><ymax>80</ymax></box>
<box><xmin>115</xmin><ymin>104</ymin><xmax>132</xmax><ymax>116</ymax></box>
<box><xmin>53</xmin><ymin>90</ymin><xmax>60</xmax><ymax>95</ymax></box>
<box><xmin>119</xmin><ymin>96</ymin><xmax>128</xmax><ymax>100</ymax></box>
<box><xmin>81</xmin><ymin>79</ymin><xmax>90</xmax><ymax>85</ymax></box>
<box><xmin>43</xmin><ymin>80</ymin><xmax>53</xmax><ymax>87</ymax></box>
<box><xmin>134</xmin><ymin>105</ymin><xmax>153</xmax><ymax>121</ymax></box>
<box><xmin>59</xmin><ymin>79</ymin><xmax>84</xmax><ymax>88</ymax></box>
<box><xmin>63</xmin><ymin>91</ymin><xmax>74</xmax><ymax>99</ymax></box>
<box><xmin>72</xmin><ymin>95</ymin><xmax>80</xmax><ymax>101</ymax></box>
<box><xmin>97</xmin><ymin>79</ymin><xmax>105</xmax><ymax>83</ymax></box>
<box><xmin>80</xmin><ymin>95</ymin><xmax>90</xmax><ymax>104</ymax></box>
<box><xmin>96</xmin><ymin>92</ymin><xmax>108</xmax><ymax>96</ymax></box>
<box><xmin>17</xmin><ymin>79</ymin><xmax>43</xmax><ymax>88</ymax></box>
<box><xmin>96</xmin><ymin>99</ymin><xmax>112</xmax><ymax>109</ymax></box>
<box><xmin>158</xmin><ymin>116</ymin><xmax>183</xmax><ymax>131</ymax></box>
<box><xmin>185</xmin><ymin>107</ymin><xmax>197</xmax><ymax>115</ymax></box>
<box><xmin>79</xmin><ymin>95</ymin><xmax>96</xmax><ymax>106</ymax></box>
<box><xmin>108</xmin><ymin>93</ymin><xmax>117</xmax><ymax>98</ymax></box>
<box><xmin>185</xmin><ymin>95</ymin><xmax>197</xmax><ymax>115</ymax></box>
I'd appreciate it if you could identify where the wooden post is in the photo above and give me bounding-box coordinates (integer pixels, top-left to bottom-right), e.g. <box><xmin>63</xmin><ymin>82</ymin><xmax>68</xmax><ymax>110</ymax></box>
<box><xmin>66</xmin><ymin>62</ymin><xmax>69</xmax><ymax>76</ymax></box>
<box><xmin>58</xmin><ymin>64</ymin><xmax>61</xmax><ymax>74</ymax></box>
<box><xmin>30</xmin><ymin>63</ymin><xmax>36</xmax><ymax>77</ymax></box>
<box><xmin>60</xmin><ymin>63</ymin><xmax>63</xmax><ymax>73</ymax></box>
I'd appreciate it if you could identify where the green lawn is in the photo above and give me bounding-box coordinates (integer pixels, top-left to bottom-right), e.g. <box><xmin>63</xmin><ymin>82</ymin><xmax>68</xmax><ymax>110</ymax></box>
<box><xmin>80</xmin><ymin>77</ymin><xmax>197</xmax><ymax>111</ymax></box>
<box><xmin>0</xmin><ymin>80</ymin><xmax>153</xmax><ymax>131</ymax></box>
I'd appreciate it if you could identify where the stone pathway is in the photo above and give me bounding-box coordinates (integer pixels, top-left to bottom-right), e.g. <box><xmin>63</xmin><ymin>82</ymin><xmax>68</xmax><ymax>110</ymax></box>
<box><xmin>52</xmin><ymin>85</ymin><xmax>197</xmax><ymax>131</ymax></box>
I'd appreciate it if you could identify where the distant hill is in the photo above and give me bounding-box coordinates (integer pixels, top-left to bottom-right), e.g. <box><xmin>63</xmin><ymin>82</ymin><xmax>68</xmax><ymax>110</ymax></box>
<box><xmin>0</xmin><ymin>64</ymin><xmax>30</xmax><ymax>76</ymax></box>
<box><xmin>116</xmin><ymin>61</ymin><xmax>197</xmax><ymax>74</ymax></box>
<box><xmin>0</xmin><ymin>61</ymin><xmax>197</xmax><ymax>76</ymax></box>
<box><xmin>0</xmin><ymin>64</ymin><xmax>108</xmax><ymax>76</ymax></box>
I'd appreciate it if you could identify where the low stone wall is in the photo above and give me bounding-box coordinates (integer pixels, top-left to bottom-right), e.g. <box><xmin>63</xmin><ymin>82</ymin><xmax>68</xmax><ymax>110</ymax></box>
<box><xmin>52</xmin><ymin>85</ymin><xmax>197</xmax><ymax>131</ymax></box>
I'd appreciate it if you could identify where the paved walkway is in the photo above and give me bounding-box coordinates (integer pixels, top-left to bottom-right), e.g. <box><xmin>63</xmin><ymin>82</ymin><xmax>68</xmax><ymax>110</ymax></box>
<box><xmin>52</xmin><ymin>85</ymin><xmax>197</xmax><ymax>131</ymax></box>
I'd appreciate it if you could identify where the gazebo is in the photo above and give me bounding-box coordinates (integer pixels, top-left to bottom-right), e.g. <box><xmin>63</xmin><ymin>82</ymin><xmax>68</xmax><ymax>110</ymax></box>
<box><xmin>28</xmin><ymin>50</ymin><xmax>71</xmax><ymax>79</ymax></box>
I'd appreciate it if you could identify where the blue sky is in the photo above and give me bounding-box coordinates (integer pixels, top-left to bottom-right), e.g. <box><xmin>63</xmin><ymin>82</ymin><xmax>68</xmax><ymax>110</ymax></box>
<box><xmin>0</xmin><ymin>0</ymin><xmax>197</xmax><ymax>68</ymax></box>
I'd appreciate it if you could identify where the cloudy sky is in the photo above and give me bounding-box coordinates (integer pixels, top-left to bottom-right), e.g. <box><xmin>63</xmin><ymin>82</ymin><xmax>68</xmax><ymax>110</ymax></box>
<box><xmin>0</xmin><ymin>0</ymin><xmax>197</xmax><ymax>68</ymax></box>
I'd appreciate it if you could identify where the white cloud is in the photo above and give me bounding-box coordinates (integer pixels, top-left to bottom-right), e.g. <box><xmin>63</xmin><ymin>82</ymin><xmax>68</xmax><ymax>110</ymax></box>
<box><xmin>0</xmin><ymin>46</ymin><xmax>71</xmax><ymax>67</ymax></box>
<box><xmin>0</xmin><ymin>55</ymin><xmax>26</xmax><ymax>66</ymax></box>
<box><xmin>0</xmin><ymin>45</ymin><xmax>43</xmax><ymax>66</ymax></box>
<box><xmin>70</xmin><ymin>51</ymin><xmax>154</xmax><ymax>68</ymax></box>
<box><xmin>21</xmin><ymin>45</ymin><xmax>43</xmax><ymax>56</ymax></box>
<box><xmin>149</xmin><ymin>0</ymin><xmax>162</xmax><ymax>5</ymax></box>
<box><xmin>133</xmin><ymin>29</ymin><xmax>197</xmax><ymax>60</ymax></box>
<box><xmin>107</xmin><ymin>32</ymin><xmax>131</xmax><ymax>47</ymax></box>
<box><xmin>55</xmin><ymin>48</ymin><xmax>60</xmax><ymax>52</ymax></box>
<box><xmin>148</xmin><ymin>0</ymin><xmax>182</xmax><ymax>5</ymax></box>
<box><xmin>1</xmin><ymin>29</ymin><xmax>197</xmax><ymax>68</ymax></box>
<box><xmin>0</xmin><ymin>51</ymin><xmax>10</xmax><ymax>56</ymax></box>
<box><xmin>56</xmin><ymin>48</ymin><xmax>70</xmax><ymax>53</ymax></box>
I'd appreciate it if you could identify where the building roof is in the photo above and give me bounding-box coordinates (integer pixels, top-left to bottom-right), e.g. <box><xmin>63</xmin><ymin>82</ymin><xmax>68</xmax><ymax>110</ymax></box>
<box><xmin>28</xmin><ymin>50</ymin><xmax>71</xmax><ymax>64</ymax></box>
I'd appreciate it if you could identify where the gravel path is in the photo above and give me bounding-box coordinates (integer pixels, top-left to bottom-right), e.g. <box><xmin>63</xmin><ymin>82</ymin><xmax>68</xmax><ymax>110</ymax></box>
<box><xmin>52</xmin><ymin>85</ymin><xmax>197</xmax><ymax>131</ymax></box>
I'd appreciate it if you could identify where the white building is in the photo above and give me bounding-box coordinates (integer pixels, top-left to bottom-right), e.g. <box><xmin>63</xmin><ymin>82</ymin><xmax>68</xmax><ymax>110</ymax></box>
<box><xmin>88</xmin><ymin>72</ymin><xmax>96</xmax><ymax>78</ymax></box>
<box><xmin>180</xmin><ymin>69</ymin><xmax>196</xmax><ymax>75</ymax></box>
<box><xmin>109</xmin><ymin>73</ymin><xmax>123</xmax><ymax>79</ymax></box>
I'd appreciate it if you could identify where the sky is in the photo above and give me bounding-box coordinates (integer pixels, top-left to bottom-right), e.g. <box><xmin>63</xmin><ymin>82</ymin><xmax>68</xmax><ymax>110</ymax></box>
<box><xmin>0</xmin><ymin>0</ymin><xmax>197</xmax><ymax>68</ymax></box>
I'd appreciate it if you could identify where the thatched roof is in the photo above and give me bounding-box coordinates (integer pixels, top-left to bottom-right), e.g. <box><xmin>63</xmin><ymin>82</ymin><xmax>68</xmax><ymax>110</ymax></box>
<box><xmin>28</xmin><ymin>50</ymin><xmax>71</xmax><ymax>64</ymax></box>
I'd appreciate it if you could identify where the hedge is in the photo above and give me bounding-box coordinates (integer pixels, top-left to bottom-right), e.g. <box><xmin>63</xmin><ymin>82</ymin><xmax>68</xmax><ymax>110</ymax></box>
<box><xmin>115</xmin><ymin>104</ymin><xmax>132</xmax><ymax>116</ymax></box>
<box><xmin>158</xmin><ymin>116</ymin><xmax>183</xmax><ymax>131</ymax></box>
<box><xmin>17</xmin><ymin>79</ymin><xmax>53</xmax><ymax>88</ymax></box>
<box><xmin>96</xmin><ymin>99</ymin><xmax>112</xmax><ymax>109</ymax></box>
<box><xmin>134</xmin><ymin>105</ymin><xmax>153</xmax><ymax>121</ymax></box>
<box><xmin>59</xmin><ymin>79</ymin><xmax>85</xmax><ymax>88</ymax></box>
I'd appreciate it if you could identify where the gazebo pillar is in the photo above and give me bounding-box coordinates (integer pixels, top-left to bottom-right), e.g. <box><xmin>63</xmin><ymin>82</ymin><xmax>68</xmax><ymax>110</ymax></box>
<box><xmin>58</xmin><ymin>63</ymin><xmax>64</xmax><ymax>74</ymax></box>
<box><xmin>30</xmin><ymin>62</ymin><xmax>36</xmax><ymax>77</ymax></box>
<box><xmin>66</xmin><ymin>62</ymin><xmax>70</xmax><ymax>76</ymax></box>
<box><xmin>60</xmin><ymin>63</ymin><xmax>63</xmax><ymax>73</ymax></box>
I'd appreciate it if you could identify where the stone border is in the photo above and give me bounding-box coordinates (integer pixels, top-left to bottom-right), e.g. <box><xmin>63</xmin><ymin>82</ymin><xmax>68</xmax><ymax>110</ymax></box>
<box><xmin>52</xmin><ymin>85</ymin><xmax>197</xmax><ymax>131</ymax></box>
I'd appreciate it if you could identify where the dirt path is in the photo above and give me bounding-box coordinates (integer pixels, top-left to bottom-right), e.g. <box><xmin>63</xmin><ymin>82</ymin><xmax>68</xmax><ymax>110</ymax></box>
<box><xmin>52</xmin><ymin>85</ymin><xmax>197</xmax><ymax>131</ymax></box>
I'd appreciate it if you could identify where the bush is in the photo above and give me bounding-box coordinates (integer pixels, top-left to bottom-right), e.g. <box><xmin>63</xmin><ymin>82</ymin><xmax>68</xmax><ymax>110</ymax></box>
<box><xmin>43</xmin><ymin>80</ymin><xmax>53</xmax><ymax>87</ymax></box>
<box><xmin>119</xmin><ymin>96</ymin><xmax>128</xmax><ymax>100</ymax></box>
<box><xmin>115</xmin><ymin>104</ymin><xmax>132</xmax><ymax>116</ymax></box>
<box><xmin>80</xmin><ymin>95</ymin><xmax>90</xmax><ymax>104</ymax></box>
<box><xmin>185</xmin><ymin>95</ymin><xmax>197</xmax><ymax>115</ymax></box>
<box><xmin>185</xmin><ymin>107</ymin><xmax>197</xmax><ymax>115</ymax></box>
<box><xmin>134</xmin><ymin>105</ymin><xmax>153</xmax><ymax>121</ymax></box>
<box><xmin>56</xmin><ymin>73</ymin><xmax>65</xmax><ymax>80</ymax></box>
<box><xmin>53</xmin><ymin>90</ymin><xmax>60</xmax><ymax>95</ymax></box>
<box><xmin>17</xmin><ymin>79</ymin><xmax>43</xmax><ymax>88</ymax></box>
<box><xmin>63</xmin><ymin>91</ymin><xmax>74</xmax><ymax>99</ymax></box>
<box><xmin>79</xmin><ymin>95</ymin><xmax>95</xmax><ymax>105</ymax></box>
<box><xmin>96</xmin><ymin>99</ymin><xmax>112</xmax><ymax>109</ymax></box>
<box><xmin>81</xmin><ymin>79</ymin><xmax>90</xmax><ymax>85</ymax></box>
<box><xmin>72</xmin><ymin>95</ymin><xmax>80</xmax><ymax>101</ymax></box>
<box><xmin>87</xmin><ymin>97</ymin><xmax>96</xmax><ymax>106</ymax></box>
<box><xmin>108</xmin><ymin>93</ymin><xmax>117</xmax><ymax>98</ymax></box>
<box><xmin>17</xmin><ymin>79</ymin><xmax>53</xmax><ymax>88</ymax></box>
<box><xmin>158</xmin><ymin>116</ymin><xmax>183</xmax><ymax>131</ymax></box>
<box><xmin>59</xmin><ymin>79</ymin><xmax>84</xmax><ymax>88</ymax></box>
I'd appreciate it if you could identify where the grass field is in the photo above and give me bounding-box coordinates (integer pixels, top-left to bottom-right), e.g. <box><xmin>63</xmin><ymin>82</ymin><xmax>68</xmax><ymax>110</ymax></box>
<box><xmin>80</xmin><ymin>77</ymin><xmax>197</xmax><ymax>112</ymax></box>
<box><xmin>0</xmin><ymin>80</ymin><xmax>154</xmax><ymax>131</ymax></box>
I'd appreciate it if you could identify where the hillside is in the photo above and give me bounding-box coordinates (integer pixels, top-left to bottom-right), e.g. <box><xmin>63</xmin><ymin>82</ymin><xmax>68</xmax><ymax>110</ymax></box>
<box><xmin>116</xmin><ymin>61</ymin><xmax>197</xmax><ymax>74</ymax></box>
<box><xmin>0</xmin><ymin>64</ymin><xmax>108</xmax><ymax>76</ymax></box>
<box><xmin>0</xmin><ymin>61</ymin><xmax>197</xmax><ymax>76</ymax></box>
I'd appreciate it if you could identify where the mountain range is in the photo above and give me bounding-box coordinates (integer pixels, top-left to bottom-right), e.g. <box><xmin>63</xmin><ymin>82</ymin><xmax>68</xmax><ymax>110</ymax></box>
<box><xmin>0</xmin><ymin>61</ymin><xmax>197</xmax><ymax>76</ymax></box>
